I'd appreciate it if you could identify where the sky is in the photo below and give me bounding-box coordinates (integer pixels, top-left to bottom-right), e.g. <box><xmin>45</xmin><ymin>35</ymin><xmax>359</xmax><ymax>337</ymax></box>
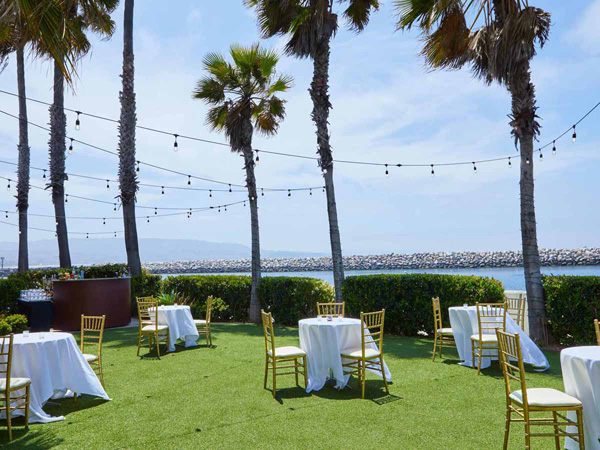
<box><xmin>0</xmin><ymin>1</ymin><xmax>599</xmax><ymax>259</ymax></box>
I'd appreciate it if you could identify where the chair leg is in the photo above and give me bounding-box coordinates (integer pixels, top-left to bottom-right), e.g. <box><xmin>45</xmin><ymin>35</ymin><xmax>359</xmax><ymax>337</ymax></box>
<box><xmin>439</xmin><ymin>336</ymin><xmax>443</xmax><ymax>359</ymax></box>
<box><xmin>294</xmin><ymin>358</ymin><xmax>299</xmax><ymax>387</ymax></box>
<box><xmin>155</xmin><ymin>333</ymin><xmax>161</xmax><ymax>358</ymax></box>
<box><xmin>137</xmin><ymin>331</ymin><xmax>141</xmax><ymax>356</ymax></box>
<box><xmin>476</xmin><ymin>343</ymin><xmax>483</xmax><ymax>375</ymax></box>
<box><xmin>6</xmin><ymin>391</ymin><xmax>12</xmax><ymax>441</ymax></box>
<box><xmin>471</xmin><ymin>340</ymin><xmax>475</xmax><ymax>369</ymax></box>
<box><xmin>552</xmin><ymin>411</ymin><xmax>560</xmax><ymax>450</ymax></box>
<box><xmin>524</xmin><ymin>419</ymin><xmax>531</xmax><ymax>450</ymax></box>
<box><xmin>576</xmin><ymin>408</ymin><xmax>585</xmax><ymax>450</ymax></box>
<box><xmin>302</xmin><ymin>356</ymin><xmax>308</xmax><ymax>389</ymax></box>
<box><xmin>361</xmin><ymin>360</ymin><xmax>366</xmax><ymax>399</ymax></box>
<box><xmin>503</xmin><ymin>406</ymin><xmax>511</xmax><ymax>450</ymax></box>
<box><xmin>209</xmin><ymin>328</ymin><xmax>212</xmax><ymax>347</ymax></box>
<box><xmin>272</xmin><ymin>359</ymin><xmax>277</xmax><ymax>399</ymax></box>
<box><xmin>380</xmin><ymin>358</ymin><xmax>389</xmax><ymax>395</ymax></box>
<box><xmin>432</xmin><ymin>333</ymin><xmax>438</xmax><ymax>362</ymax></box>
<box><xmin>24</xmin><ymin>385</ymin><xmax>30</xmax><ymax>429</ymax></box>
<box><xmin>264</xmin><ymin>357</ymin><xmax>268</xmax><ymax>389</ymax></box>
<box><xmin>98</xmin><ymin>359</ymin><xmax>104</xmax><ymax>388</ymax></box>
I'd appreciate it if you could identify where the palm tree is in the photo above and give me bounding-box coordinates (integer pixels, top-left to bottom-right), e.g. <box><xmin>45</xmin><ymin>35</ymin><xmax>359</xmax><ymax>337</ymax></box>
<box><xmin>118</xmin><ymin>0</ymin><xmax>142</xmax><ymax>276</ymax></box>
<box><xmin>193</xmin><ymin>44</ymin><xmax>293</xmax><ymax>323</ymax></box>
<box><xmin>396</xmin><ymin>0</ymin><xmax>551</xmax><ymax>344</ymax></box>
<box><xmin>245</xmin><ymin>0</ymin><xmax>380</xmax><ymax>302</ymax></box>
<box><xmin>48</xmin><ymin>0</ymin><xmax>117</xmax><ymax>269</ymax></box>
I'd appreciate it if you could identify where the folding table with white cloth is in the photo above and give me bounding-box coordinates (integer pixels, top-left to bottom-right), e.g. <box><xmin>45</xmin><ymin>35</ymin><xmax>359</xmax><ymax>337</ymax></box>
<box><xmin>1</xmin><ymin>332</ymin><xmax>110</xmax><ymax>423</ymax></box>
<box><xmin>152</xmin><ymin>305</ymin><xmax>199</xmax><ymax>352</ymax></box>
<box><xmin>298</xmin><ymin>318</ymin><xmax>391</xmax><ymax>392</ymax></box>
<box><xmin>561</xmin><ymin>346</ymin><xmax>600</xmax><ymax>450</ymax></box>
<box><xmin>449</xmin><ymin>306</ymin><xmax>549</xmax><ymax>371</ymax></box>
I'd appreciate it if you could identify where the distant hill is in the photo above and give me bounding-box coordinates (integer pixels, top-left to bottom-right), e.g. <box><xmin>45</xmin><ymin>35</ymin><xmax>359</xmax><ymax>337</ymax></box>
<box><xmin>0</xmin><ymin>238</ymin><xmax>325</xmax><ymax>268</ymax></box>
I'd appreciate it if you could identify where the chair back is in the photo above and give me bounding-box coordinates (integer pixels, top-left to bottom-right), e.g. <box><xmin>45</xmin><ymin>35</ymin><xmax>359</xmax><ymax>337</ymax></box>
<box><xmin>505</xmin><ymin>294</ymin><xmax>526</xmax><ymax>329</ymax></box>
<box><xmin>595</xmin><ymin>319</ymin><xmax>600</xmax><ymax>346</ymax></box>
<box><xmin>496</xmin><ymin>330</ymin><xmax>528</xmax><ymax>410</ymax></box>
<box><xmin>317</xmin><ymin>302</ymin><xmax>345</xmax><ymax>317</ymax></box>
<box><xmin>81</xmin><ymin>315</ymin><xmax>105</xmax><ymax>357</ymax></box>
<box><xmin>432</xmin><ymin>297</ymin><xmax>443</xmax><ymax>331</ymax></box>
<box><xmin>0</xmin><ymin>334</ymin><xmax>14</xmax><ymax>388</ymax></box>
<box><xmin>261</xmin><ymin>310</ymin><xmax>275</xmax><ymax>356</ymax></box>
<box><xmin>205</xmin><ymin>296</ymin><xmax>213</xmax><ymax>323</ymax></box>
<box><xmin>137</xmin><ymin>298</ymin><xmax>158</xmax><ymax>330</ymax></box>
<box><xmin>476</xmin><ymin>303</ymin><xmax>507</xmax><ymax>339</ymax></box>
<box><xmin>360</xmin><ymin>310</ymin><xmax>385</xmax><ymax>357</ymax></box>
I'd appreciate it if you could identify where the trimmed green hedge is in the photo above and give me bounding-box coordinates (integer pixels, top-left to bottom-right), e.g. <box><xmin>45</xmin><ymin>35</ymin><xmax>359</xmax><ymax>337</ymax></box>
<box><xmin>162</xmin><ymin>275</ymin><xmax>334</xmax><ymax>325</ymax></box>
<box><xmin>544</xmin><ymin>275</ymin><xmax>600</xmax><ymax>346</ymax></box>
<box><xmin>342</xmin><ymin>274</ymin><xmax>505</xmax><ymax>336</ymax></box>
<box><xmin>0</xmin><ymin>278</ymin><xmax>28</xmax><ymax>315</ymax></box>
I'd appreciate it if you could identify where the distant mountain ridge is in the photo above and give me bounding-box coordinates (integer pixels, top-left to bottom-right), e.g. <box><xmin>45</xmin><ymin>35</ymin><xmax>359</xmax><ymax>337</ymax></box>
<box><xmin>0</xmin><ymin>238</ymin><xmax>325</xmax><ymax>268</ymax></box>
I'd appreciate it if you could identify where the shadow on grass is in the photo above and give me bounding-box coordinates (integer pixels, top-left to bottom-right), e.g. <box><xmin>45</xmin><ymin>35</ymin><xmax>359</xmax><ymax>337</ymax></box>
<box><xmin>0</xmin><ymin>425</ymin><xmax>63</xmax><ymax>449</ymax></box>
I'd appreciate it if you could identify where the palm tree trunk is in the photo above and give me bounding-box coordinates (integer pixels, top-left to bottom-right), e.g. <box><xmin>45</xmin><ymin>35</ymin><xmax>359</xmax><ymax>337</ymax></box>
<box><xmin>16</xmin><ymin>47</ymin><xmax>29</xmax><ymax>272</ymax></box>
<box><xmin>511</xmin><ymin>63</ymin><xmax>547</xmax><ymax>344</ymax></box>
<box><xmin>310</xmin><ymin>35</ymin><xmax>345</xmax><ymax>302</ymax></box>
<box><xmin>49</xmin><ymin>60</ymin><xmax>71</xmax><ymax>268</ymax></box>
<box><xmin>118</xmin><ymin>0</ymin><xmax>142</xmax><ymax>276</ymax></box>
<box><xmin>243</xmin><ymin>146</ymin><xmax>261</xmax><ymax>323</ymax></box>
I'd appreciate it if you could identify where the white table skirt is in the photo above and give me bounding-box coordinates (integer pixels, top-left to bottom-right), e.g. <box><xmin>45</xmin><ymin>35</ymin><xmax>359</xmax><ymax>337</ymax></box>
<box><xmin>561</xmin><ymin>346</ymin><xmax>600</xmax><ymax>450</ymax></box>
<box><xmin>1</xmin><ymin>332</ymin><xmax>109</xmax><ymax>423</ymax></box>
<box><xmin>152</xmin><ymin>305</ymin><xmax>199</xmax><ymax>352</ymax></box>
<box><xmin>298</xmin><ymin>318</ymin><xmax>391</xmax><ymax>393</ymax></box>
<box><xmin>449</xmin><ymin>306</ymin><xmax>549</xmax><ymax>371</ymax></box>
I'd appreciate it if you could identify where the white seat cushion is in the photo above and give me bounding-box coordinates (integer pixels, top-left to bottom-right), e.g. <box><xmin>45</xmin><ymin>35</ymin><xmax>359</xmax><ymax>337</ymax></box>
<box><xmin>142</xmin><ymin>324</ymin><xmax>168</xmax><ymax>332</ymax></box>
<box><xmin>0</xmin><ymin>377</ymin><xmax>31</xmax><ymax>392</ymax></box>
<box><xmin>141</xmin><ymin>320</ymin><xmax>154</xmax><ymax>325</ymax></box>
<box><xmin>509</xmin><ymin>388</ymin><xmax>582</xmax><ymax>407</ymax></box>
<box><xmin>268</xmin><ymin>346</ymin><xmax>306</xmax><ymax>358</ymax></box>
<box><xmin>470</xmin><ymin>333</ymin><xmax>498</xmax><ymax>343</ymax></box>
<box><xmin>340</xmin><ymin>346</ymin><xmax>381</xmax><ymax>359</ymax></box>
<box><xmin>194</xmin><ymin>319</ymin><xmax>207</xmax><ymax>325</ymax></box>
<box><xmin>437</xmin><ymin>328</ymin><xmax>453</xmax><ymax>335</ymax></box>
<box><xmin>83</xmin><ymin>353</ymin><xmax>99</xmax><ymax>363</ymax></box>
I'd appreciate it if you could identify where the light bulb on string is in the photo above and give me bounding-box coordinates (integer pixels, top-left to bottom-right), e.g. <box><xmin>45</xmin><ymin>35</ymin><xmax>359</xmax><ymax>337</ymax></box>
<box><xmin>228</xmin><ymin>184</ymin><xmax>232</xmax><ymax>193</ymax></box>
<box><xmin>68</xmin><ymin>138</ymin><xmax>73</xmax><ymax>155</ymax></box>
<box><xmin>86</xmin><ymin>233</ymin><xmax>89</xmax><ymax>239</ymax></box>
<box><xmin>508</xmin><ymin>157</ymin><xmax>512</xmax><ymax>168</ymax></box>
<box><xmin>106</xmin><ymin>180</ymin><xmax>110</xmax><ymax>190</ymax></box>
<box><xmin>472</xmin><ymin>162</ymin><xmax>477</xmax><ymax>173</ymax></box>
<box><xmin>147</xmin><ymin>216</ymin><xmax>150</xmax><ymax>224</ymax></box>
<box><xmin>154</xmin><ymin>207</ymin><xmax>157</xmax><ymax>215</ymax></box>
<box><xmin>552</xmin><ymin>141</ymin><xmax>557</xmax><ymax>155</ymax></box>
<box><xmin>55</xmin><ymin>232</ymin><xmax>57</xmax><ymax>238</ymax></box>
<box><xmin>65</xmin><ymin>195</ymin><xmax>68</xmax><ymax>204</ymax></box>
<box><xmin>243</xmin><ymin>201</ymin><xmax>246</xmax><ymax>207</ymax></box>
<box><xmin>322</xmin><ymin>187</ymin><xmax>325</xmax><ymax>193</ymax></box>
<box><xmin>187</xmin><ymin>175</ymin><xmax>191</xmax><ymax>186</ymax></box>
<box><xmin>572</xmin><ymin>125</ymin><xmax>577</xmax><ymax>143</ymax></box>
<box><xmin>161</xmin><ymin>186</ymin><xmax>165</xmax><ymax>195</ymax></box>
<box><xmin>75</xmin><ymin>112</ymin><xmax>81</xmax><ymax>130</ymax></box>
<box><xmin>218</xmin><ymin>207</ymin><xmax>221</xmax><ymax>213</ymax></box>
<box><xmin>173</xmin><ymin>134</ymin><xmax>179</xmax><ymax>152</ymax></box>
<box><xmin>114</xmin><ymin>232</ymin><xmax>117</xmax><ymax>238</ymax></box>
<box><xmin>225</xmin><ymin>206</ymin><xmax>227</xmax><ymax>212</ymax></box>
<box><xmin>430</xmin><ymin>164</ymin><xmax>435</xmax><ymax>176</ymax></box>
<box><xmin>189</xmin><ymin>208</ymin><xmax>192</xmax><ymax>218</ymax></box>
<box><xmin>309</xmin><ymin>188</ymin><xmax>312</xmax><ymax>196</ymax></box>
<box><xmin>7</xmin><ymin>180</ymin><xmax>10</xmax><ymax>191</ymax></box>
<box><xmin>288</xmin><ymin>189</ymin><xmax>291</xmax><ymax>197</ymax></box>
<box><xmin>526</xmin><ymin>156</ymin><xmax>530</xmax><ymax>165</ymax></box>
<box><xmin>103</xmin><ymin>218</ymin><xmax>106</xmax><ymax>225</ymax></box>
<box><xmin>113</xmin><ymin>203</ymin><xmax>117</xmax><ymax>212</ymax></box>
<box><xmin>539</xmin><ymin>151</ymin><xmax>543</xmax><ymax>162</ymax></box>
<box><xmin>136</xmin><ymin>161</ymin><xmax>140</xmax><ymax>173</ymax></box>
<box><xmin>261</xmin><ymin>188</ymin><xmax>264</xmax><ymax>197</ymax></box>
<box><xmin>4</xmin><ymin>211</ymin><xmax>7</xmax><ymax>219</ymax></box>
<box><xmin>209</xmin><ymin>190</ymin><xmax>212</xmax><ymax>198</ymax></box>
<box><xmin>385</xmin><ymin>164</ymin><xmax>389</xmax><ymax>178</ymax></box>
<box><xmin>255</xmin><ymin>150</ymin><xmax>260</xmax><ymax>165</ymax></box>
<box><xmin>43</xmin><ymin>170</ymin><xmax>46</xmax><ymax>180</ymax></box>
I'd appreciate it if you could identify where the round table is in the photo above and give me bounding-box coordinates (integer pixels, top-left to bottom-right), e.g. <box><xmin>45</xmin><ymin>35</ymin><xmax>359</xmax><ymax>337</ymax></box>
<box><xmin>298</xmin><ymin>318</ymin><xmax>391</xmax><ymax>392</ymax></box>
<box><xmin>3</xmin><ymin>332</ymin><xmax>109</xmax><ymax>423</ymax></box>
<box><xmin>448</xmin><ymin>306</ymin><xmax>549</xmax><ymax>371</ymax></box>
<box><xmin>152</xmin><ymin>305</ymin><xmax>199</xmax><ymax>352</ymax></box>
<box><xmin>561</xmin><ymin>346</ymin><xmax>600</xmax><ymax>450</ymax></box>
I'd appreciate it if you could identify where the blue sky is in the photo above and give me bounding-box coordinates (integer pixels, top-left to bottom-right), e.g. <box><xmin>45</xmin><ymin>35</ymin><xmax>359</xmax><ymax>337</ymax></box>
<box><xmin>0</xmin><ymin>1</ymin><xmax>599</xmax><ymax>257</ymax></box>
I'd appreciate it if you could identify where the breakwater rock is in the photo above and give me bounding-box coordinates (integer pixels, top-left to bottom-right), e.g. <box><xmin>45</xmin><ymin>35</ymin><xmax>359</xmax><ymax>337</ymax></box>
<box><xmin>143</xmin><ymin>248</ymin><xmax>600</xmax><ymax>274</ymax></box>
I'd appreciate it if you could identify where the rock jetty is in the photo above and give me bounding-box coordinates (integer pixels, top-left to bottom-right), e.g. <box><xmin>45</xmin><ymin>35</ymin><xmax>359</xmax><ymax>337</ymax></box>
<box><xmin>143</xmin><ymin>248</ymin><xmax>600</xmax><ymax>274</ymax></box>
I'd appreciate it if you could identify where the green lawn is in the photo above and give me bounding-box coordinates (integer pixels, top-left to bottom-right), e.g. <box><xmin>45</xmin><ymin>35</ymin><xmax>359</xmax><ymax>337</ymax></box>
<box><xmin>0</xmin><ymin>324</ymin><xmax>566</xmax><ymax>449</ymax></box>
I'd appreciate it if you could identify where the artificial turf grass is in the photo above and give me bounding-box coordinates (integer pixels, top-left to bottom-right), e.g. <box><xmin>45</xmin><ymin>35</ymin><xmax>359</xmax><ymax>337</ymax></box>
<box><xmin>0</xmin><ymin>323</ymin><xmax>566</xmax><ymax>449</ymax></box>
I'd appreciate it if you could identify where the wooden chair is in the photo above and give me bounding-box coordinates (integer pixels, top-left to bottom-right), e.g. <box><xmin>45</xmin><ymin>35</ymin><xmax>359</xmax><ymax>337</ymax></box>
<box><xmin>496</xmin><ymin>330</ymin><xmax>585</xmax><ymax>450</ymax></box>
<box><xmin>595</xmin><ymin>319</ymin><xmax>600</xmax><ymax>346</ymax></box>
<box><xmin>194</xmin><ymin>296</ymin><xmax>213</xmax><ymax>346</ymax></box>
<box><xmin>80</xmin><ymin>315</ymin><xmax>106</xmax><ymax>387</ymax></box>
<box><xmin>341</xmin><ymin>310</ymin><xmax>389</xmax><ymax>399</ymax></box>
<box><xmin>0</xmin><ymin>334</ymin><xmax>30</xmax><ymax>441</ymax></box>
<box><xmin>136</xmin><ymin>299</ymin><xmax>170</xmax><ymax>357</ymax></box>
<box><xmin>505</xmin><ymin>294</ymin><xmax>526</xmax><ymax>330</ymax></box>
<box><xmin>471</xmin><ymin>302</ymin><xmax>507</xmax><ymax>375</ymax></box>
<box><xmin>261</xmin><ymin>310</ymin><xmax>307</xmax><ymax>398</ymax></box>
<box><xmin>431</xmin><ymin>297</ymin><xmax>455</xmax><ymax>362</ymax></box>
<box><xmin>136</xmin><ymin>296</ymin><xmax>156</xmax><ymax>325</ymax></box>
<box><xmin>316</xmin><ymin>302</ymin><xmax>345</xmax><ymax>317</ymax></box>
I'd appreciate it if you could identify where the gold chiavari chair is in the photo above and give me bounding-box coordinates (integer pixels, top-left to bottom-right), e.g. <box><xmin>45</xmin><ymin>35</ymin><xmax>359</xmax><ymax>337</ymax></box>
<box><xmin>496</xmin><ymin>330</ymin><xmax>585</xmax><ymax>450</ymax></box>
<box><xmin>431</xmin><ymin>297</ymin><xmax>455</xmax><ymax>362</ymax></box>
<box><xmin>137</xmin><ymin>299</ymin><xmax>170</xmax><ymax>358</ymax></box>
<box><xmin>595</xmin><ymin>319</ymin><xmax>600</xmax><ymax>346</ymax></box>
<box><xmin>136</xmin><ymin>296</ymin><xmax>156</xmax><ymax>325</ymax></box>
<box><xmin>80</xmin><ymin>315</ymin><xmax>106</xmax><ymax>387</ymax></box>
<box><xmin>341</xmin><ymin>310</ymin><xmax>389</xmax><ymax>399</ymax></box>
<box><xmin>0</xmin><ymin>334</ymin><xmax>30</xmax><ymax>441</ymax></box>
<box><xmin>194</xmin><ymin>296</ymin><xmax>213</xmax><ymax>346</ymax></box>
<box><xmin>471</xmin><ymin>302</ymin><xmax>507</xmax><ymax>375</ymax></box>
<box><xmin>316</xmin><ymin>302</ymin><xmax>345</xmax><ymax>317</ymax></box>
<box><xmin>505</xmin><ymin>294</ymin><xmax>527</xmax><ymax>330</ymax></box>
<box><xmin>261</xmin><ymin>310</ymin><xmax>307</xmax><ymax>398</ymax></box>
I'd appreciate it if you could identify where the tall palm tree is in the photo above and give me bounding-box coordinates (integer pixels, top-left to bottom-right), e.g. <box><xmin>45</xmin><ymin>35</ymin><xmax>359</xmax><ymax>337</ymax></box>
<box><xmin>193</xmin><ymin>44</ymin><xmax>293</xmax><ymax>323</ymax></box>
<box><xmin>118</xmin><ymin>0</ymin><xmax>142</xmax><ymax>276</ymax></box>
<box><xmin>48</xmin><ymin>0</ymin><xmax>117</xmax><ymax>268</ymax></box>
<box><xmin>396</xmin><ymin>0</ymin><xmax>551</xmax><ymax>343</ymax></box>
<box><xmin>245</xmin><ymin>0</ymin><xmax>380</xmax><ymax>302</ymax></box>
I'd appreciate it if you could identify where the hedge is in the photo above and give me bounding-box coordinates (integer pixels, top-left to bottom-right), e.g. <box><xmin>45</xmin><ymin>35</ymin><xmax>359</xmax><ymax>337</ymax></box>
<box><xmin>544</xmin><ymin>275</ymin><xmax>600</xmax><ymax>346</ymax></box>
<box><xmin>0</xmin><ymin>278</ymin><xmax>28</xmax><ymax>315</ymax></box>
<box><xmin>162</xmin><ymin>275</ymin><xmax>334</xmax><ymax>325</ymax></box>
<box><xmin>342</xmin><ymin>274</ymin><xmax>505</xmax><ymax>336</ymax></box>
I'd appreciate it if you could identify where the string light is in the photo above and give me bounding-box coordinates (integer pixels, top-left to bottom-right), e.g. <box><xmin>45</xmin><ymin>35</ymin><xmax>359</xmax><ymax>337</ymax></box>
<box><xmin>42</xmin><ymin>170</ymin><xmax>46</xmax><ymax>180</ymax></box>
<box><xmin>209</xmin><ymin>190</ymin><xmax>212</xmax><ymax>198</ymax></box>
<box><xmin>113</xmin><ymin>203</ymin><xmax>117</xmax><ymax>212</ymax></box>
<box><xmin>4</xmin><ymin>211</ymin><xmax>7</xmax><ymax>219</ymax></box>
<box><xmin>228</xmin><ymin>184</ymin><xmax>232</xmax><ymax>193</ymax></box>
<box><xmin>508</xmin><ymin>157</ymin><xmax>512</xmax><ymax>168</ymax></box>
<box><xmin>385</xmin><ymin>164</ymin><xmax>389</xmax><ymax>178</ymax></box>
<box><xmin>86</xmin><ymin>233</ymin><xmax>89</xmax><ymax>239</ymax></box>
<box><xmin>243</xmin><ymin>201</ymin><xmax>246</xmax><ymax>207</ymax></box>
<box><xmin>154</xmin><ymin>207</ymin><xmax>157</xmax><ymax>215</ymax></box>
<box><xmin>147</xmin><ymin>216</ymin><xmax>150</xmax><ymax>223</ymax></box>
<box><xmin>309</xmin><ymin>188</ymin><xmax>312</xmax><ymax>196</ymax></box>
<box><xmin>261</xmin><ymin>188</ymin><xmax>264</xmax><ymax>197</ymax></box>
<box><xmin>161</xmin><ymin>186</ymin><xmax>165</xmax><ymax>195</ymax></box>
<box><xmin>255</xmin><ymin>150</ymin><xmax>260</xmax><ymax>165</ymax></box>
<box><xmin>68</xmin><ymin>138</ymin><xmax>73</xmax><ymax>155</ymax></box>
<box><xmin>136</xmin><ymin>161</ymin><xmax>140</xmax><ymax>173</ymax></box>
<box><xmin>114</xmin><ymin>232</ymin><xmax>117</xmax><ymax>238</ymax></box>
<box><xmin>65</xmin><ymin>195</ymin><xmax>68</xmax><ymax>204</ymax></box>
<box><xmin>288</xmin><ymin>189</ymin><xmax>291</xmax><ymax>197</ymax></box>
<box><xmin>103</xmin><ymin>218</ymin><xmax>106</xmax><ymax>225</ymax></box>
<box><xmin>173</xmin><ymin>134</ymin><xmax>179</xmax><ymax>152</ymax></box>
<box><xmin>6</xmin><ymin>180</ymin><xmax>10</xmax><ymax>191</ymax></box>
<box><xmin>106</xmin><ymin>180</ymin><xmax>110</xmax><ymax>190</ymax></box>
<box><xmin>572</xmin><ymin>126</ymin><xmax>577</xmax><ymax>143</ymax></box>
<box><xmin>430</xmin><ymin>164</ymin><xmax>435</xmax><ymax>176</ymax></box>
<box><xmin>539</xmin><ymin>151</ymin><xmax>543</xmax><ymax>162</ymax></box>
<box><xmin>187</xmin><ymin>175</ymin><xmax>191</xmax><ymax>186</ymax></box>
<box><xmin>472</xmin><ymin>162</ymin><xmax>477</xmax><ymax>173</ymax></box>
<box><xmin>526</xmin><ymin>156</ymin><xmax>530</xmax><ymax>165</ymax></box>
<box><xmin>75</xmin><ymin>112</ymin><xmax>81</xmax><ymax>130</ymax></box>
<box><xmin>552</xmin><ymin>141</ymin><xmax>557</xmax><ymax>155</ymax></box>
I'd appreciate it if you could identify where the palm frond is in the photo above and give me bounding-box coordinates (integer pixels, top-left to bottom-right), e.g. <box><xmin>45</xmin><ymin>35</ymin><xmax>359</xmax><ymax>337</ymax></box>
<box><xmin>343</xmin><ymin>0</ymin><xmax>380</xmax><ymax>32</ymax></box>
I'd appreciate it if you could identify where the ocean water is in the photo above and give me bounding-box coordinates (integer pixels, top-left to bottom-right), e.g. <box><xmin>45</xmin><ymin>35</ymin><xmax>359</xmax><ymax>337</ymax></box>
<box><xmin>161</xmin><ymin>265</ymin><xmax>600</xmax><ymax>290</ymax></box>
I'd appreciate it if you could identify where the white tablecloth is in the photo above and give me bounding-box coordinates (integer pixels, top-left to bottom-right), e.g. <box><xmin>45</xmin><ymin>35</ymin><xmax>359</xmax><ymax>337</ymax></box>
<box><xmin>561</xmin><ymin>346</ymin><xmax>600</xmax><ymax>450</ymax></box>
<box><xmin>1</xmin><ymin>332</ymin><xmax>109</xmax><ymax>423</ymax></box>
<box><xmin>449</xmin><ymin>306</ymin><xmax>549</xmax><ymax>371</ymax></box>
<box><xmin>298</xmin><ymin>318</ymin><xmax>392</xmax><ymax>392</ymax></box>
<box><xmin>152</xmin><ymin>305</ymin><xmax>199</xmax><ymax>352</ymax></box>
